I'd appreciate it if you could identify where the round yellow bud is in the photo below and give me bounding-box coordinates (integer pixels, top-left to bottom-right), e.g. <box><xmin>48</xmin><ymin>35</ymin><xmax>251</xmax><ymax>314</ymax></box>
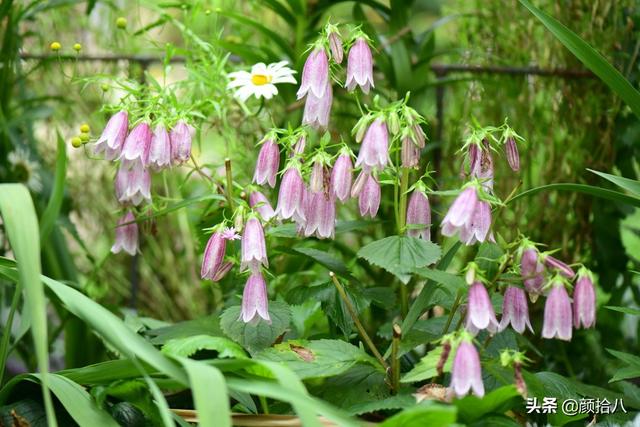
<box><xmin>100</xmin><ymin>83</ymin><xmax>109</xmax><ymax>92</ymax></box>
<box><xmin>71</xmin><ymin>137</ymin><xmax>83</xmax><ymax>148</ymax></box>
<box><xmin>80</xmin><ymin>124</ymin><xmax>90</xmax><ymax>133</ymax></box>
<box><xmin>205</xmin><ymin>9</ymin><xmax>211</xmax><ymax>15</ymax></box>
<box><xmin>50</xmin><ymin>42</ymin><xmax>61</xmax><ymax>52</ymax></box>
<box><xmin>73</xmin><ymin>43</ymin><xmax>82</xmax><ymax>52</ymax></box>
<box><xmin>116</xmin><ymin>17</ymin><xmax>127</xmax><ymax>29</ymax></box>
<box><xmin>79</xmin><ymin>133</ymin><xmax>90</xmax><ymax>143</ymax></box>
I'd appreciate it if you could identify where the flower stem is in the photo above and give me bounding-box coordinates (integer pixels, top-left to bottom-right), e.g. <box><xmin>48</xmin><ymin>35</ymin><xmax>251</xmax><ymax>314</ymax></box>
<box><xmin>329</xmin><ymin>272</ymin><xmax>389</xmax><ymax>371</ymax></box>
<box><xmin>390</xmin><ymin>324</ymin><xmax>402</xmax><ymax>394</ymax></box>
<box><xmin>398</xmin><ymin>167</ymin><xmax>410</xmax><ymax>233</ymax></box>
<box><xmin>442</xmin><ymin>289</ymin><xmax>463</xmax><ymax>335</ymax></box>
<box><xmin>224</xmin><ymin>158</ymin><xmax>235</xmax><ymax>211</ymax></box>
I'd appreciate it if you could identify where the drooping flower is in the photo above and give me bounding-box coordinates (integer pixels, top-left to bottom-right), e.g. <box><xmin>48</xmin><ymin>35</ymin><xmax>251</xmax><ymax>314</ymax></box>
<box><xmin>309</xmin><ymin>158</ymin><xmax>326</xmax><ymax>194</ymax></box>
<box><xmin>240</xmin><ymin>271</ymin><xmax>271</xmax><ymax>324</ymax></box>
<box><xmin>276</xmin><ymin>166</ymin><xmax>305</xmax><ymax>220</ymax></box>
<box><xmin>111</xmin><ymin>211</ymin><xmax>138</xmax><ymax>255</ymax></box>
<box><xmin>573</xmin><ymin>269</ymin><xmax>596</xmax><ymax>329</ymax></box>
<box><xmin>470</xmin><ymin>142</ymin><xmax>494</xmax><ymax>193</ymax></box>
<box><xmin>303</xmin><ymin>192</ymin><xmax>336</xmax><ymax>239</ymax></box>
<box><xmin>346</xmin><ymin>37</ymin><xmax>374</xmax><ymax>94</ymax></box>
<box><xmin>521</xmin><ymin>247</ymin><xmax>544</xmax><ymax>301</ymax></box>
<box><xmin>458</xmin><ymin>201</ymin><xmax>491</xmax><ymax>246</ymax></box>
<box><xmin>93</xmin><ymin>110</ymin><xmax>128</xmax><ymax>160</ymax></box>
<box><xmin>148</xmin><ymin>124</ymin><xmax>172</xmax><ymax>170</ymax></box>
<box><xmin>465</xmin><ymin>281</ymin><xmax>499</xmax><ymax>335</ymax></box>
<box><xmin>328</xmin><ymin>30</ymin><xmax>344</xmax><ymax>64</ymax></box>
<box><xmin>115</xmin><ymin>165</ymin><xmax>151</xmax><ymax>206</ymax></box>
<box><xmin>302</xmin><ymin>83</ymin><xmax>332</xmax><ymax>129</ymax></box>
<box><xmin>253</xmin><ymin>138</ymin><xmax>280</xmax><ymax>188</ymax></box>
<box><xmin>355</xmin><ymin>118</ymin><xmax>389</xmax><ymax>171</ymax></box>
<box><xmin>249</xmin><ymin>191</ymin><xmax>276</xmax><ymax>222</ymax></box>
<box><xmin>120</xmin><ymin>121</ymin><xmax>152</xmax><ymax>169</ymax></box>
<box><xmin>227</xmin><ymin>61</ymin><xmax>297</xmax><ymax>102</ymax></box>
<box><xmin>358</xmin><ymin>173</ymin><xmax>381</xmax><ymax>218</ymax></box>
<box><xmin>401</xmin><ymin>135</ymin><xmax>420</xmax><ymax>168</ymax></box>
<box><xmin>542</xmin><ymin>281</ymin><xmax>573</xmax><ymax>341</ymax></box>
<box><xmin>450</xmin><ymin>335</ymin><xmax>484</xmax><ymax>398</ymax></box>
<box><xmin>240</xmin><ymin>217</ymin><xmax>268</xmax><ymax>272</ymax></box>
<box><xmin>297</xmin><ymin>48</ymin><xmax>329</xmax><ymax>100</ymax></box>
<box><xmin>543</xmin><ymin>255</ymin><xmax>576</xmax><ymax>279</ymax></box>
<box><xmin>505</xmin><ymin>137</ymin><xmax>520</xmax><ymax>172</ymax></box>
<box><xmin>200</xmin><ymin>228</ymin><xmax>238</xmax><ymax>281</ymax></box>
<box><xmin>331</xmin><ymin>152</ymin><xmax>353</xmax><ymax>202</ymax></box>
<box><xmin>499</xmin><ymin>287</ymin><xmax>533</xmax><ymax>334</ymax></box>
<box><xmin>170</xmin><ymin>121</ymin><xmax>193</xmax><ymax>165</ymax></box>
<box><xmin>406</xmin><ymin>190</ymin><xmax>431</xmax><ymax>241</ymax></box>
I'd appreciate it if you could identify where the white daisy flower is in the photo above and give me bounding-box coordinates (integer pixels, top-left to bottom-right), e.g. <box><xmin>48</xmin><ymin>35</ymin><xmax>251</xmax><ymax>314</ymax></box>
<box><xmin>227</xmin><ymin>61</ymin><xmax>297</xmax><ymax>102</ymax></box>
<box><xmin>8</xmin><ymin>148</ymin><xmax>43</xmax><ymax>192</ymax></box>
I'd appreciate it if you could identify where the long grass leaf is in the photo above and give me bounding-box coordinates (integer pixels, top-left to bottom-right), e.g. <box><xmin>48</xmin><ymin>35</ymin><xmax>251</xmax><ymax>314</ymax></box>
<box><xmin>518</xmin><ymin>0</ymin><xmax>640</xmax><ymax>119</ymax></box>
<box><xmin>179</xmin><ymin>357</ymin><xmax>231</xmax><ymax>427</ymax></box>
<box><xmin>0</xmin><ymin>184</ymin><xmax>56</xmax><ymax>426</ymax></box>
<box><xmin>40</xmin><ymin>131</ymin><xmax>67</xmax><ymax>241</ymax></box>
<box><xmin>508</xmin><ymin>183</ymin><xmax>640</xmax><ymax>207</ymax></box>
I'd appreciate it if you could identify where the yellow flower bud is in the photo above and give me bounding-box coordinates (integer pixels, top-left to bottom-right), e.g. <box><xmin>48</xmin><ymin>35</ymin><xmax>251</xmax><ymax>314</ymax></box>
<box><xmin>79</xmin><ymin>133</ymin><xmax>90</xmax><ymax>143</ymax></box>
<box><xmin>73</xmin><ymin>43</ymin><xmax>82</xmax><ymax>52</ymax></box>
<box><xmin>80</xmin><ymin>124</ymin><xmax>90</xmax><ymax>133</ymax></box>
<box><xmin>50</xmin><ymin>42</ymin><xmax>61</xmax><ymax>52</ymax></box>
<box><xmin>101</xmin><ymin>84</ymin><xmax>109</xmax><ymax>92</ymax></box>
<box><xmin>116</xmin><ymin>17</ymin><xmax>127</xmax><ymax>29</ymax></box>
<box><xmin>71</xmin><ymin>137</ymin><xmax>82</xmax><ymax>148</ymax></box>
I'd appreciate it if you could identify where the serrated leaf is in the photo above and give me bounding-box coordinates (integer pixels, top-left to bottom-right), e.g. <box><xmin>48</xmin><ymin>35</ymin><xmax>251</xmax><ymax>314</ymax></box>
<box><xmin>454</xmin><ymin>385</ymin><xmax>520</xmax><ymax>423</ymax></box>
<box><xmin>379</xmin><ymin>403</ymin><xmax>457</xmax><ymax>427</ymax></box>
<box><xmin>161</xmin><ymin>335</ymin><xmax>247</xmax><ymax>359</ymax></box>
<box><xmin>220</xmin><ymin>301</ymin><xmax>290</xmax><ymax>354</ymax></box>
<box><xmin>292</xmin><ymin>247</ymin><xmax>351</xmax><ymax>277</ymax></box>
<box><xmin>312</xmin><ymin>364</ymin><xmax>389</xmax><ymax>409</ymax></box>
<box><xmin>257</xmin><ymin>339</ymin><xmax>380</xmax><ymax>379</ymax></box>
<box><xmin>346</xmin><ymin>394</ymin><xmax>415</xmax><ymax>415</ymax></box>
<box><xmin>358</xmin><ymin>236</ymin><xmax>441</xmax><ymax>284</ymax></box>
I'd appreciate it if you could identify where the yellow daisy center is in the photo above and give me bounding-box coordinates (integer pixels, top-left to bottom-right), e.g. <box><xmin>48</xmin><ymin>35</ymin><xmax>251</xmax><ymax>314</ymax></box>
<box><xmin>251</xmin><ymin>73</ymin><xmax>273</xmax><ymax>86</ymax></box>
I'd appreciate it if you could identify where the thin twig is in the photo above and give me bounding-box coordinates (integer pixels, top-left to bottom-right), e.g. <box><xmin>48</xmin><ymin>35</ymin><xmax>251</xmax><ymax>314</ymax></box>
<box><xmin>329</xmin><ymin>272</ymin><xmax>389</xmax><ymax>371</ymax></box>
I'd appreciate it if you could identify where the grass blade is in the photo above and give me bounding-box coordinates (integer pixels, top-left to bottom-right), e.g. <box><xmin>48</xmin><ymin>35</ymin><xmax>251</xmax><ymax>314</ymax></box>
<box><xmin>40</xmin><ymin>131</ymin><xmax>67</xmax><ymax>241</ymax></box>
<box><xmin>0</xmin><ymin>184</ymin><xmax>56</xmax><ymax>426</ymax></box>
<box><xmin>508</xmin><ymin>183</ymin><xmax>640</xmax><ymax>207</ymax></box>
<box><xmin>179</xmin><ymin>357</ymin><xmax>231</xmax><ymax>427</ymax></box>
<box><xmin>518</xmin><ymin>0</ymin><xmax>640</xmax><ymax>119</ymax></box>
<box><xmin>587</xmin><ymin>169</ymin><xmax>640</xmax><ymax>196</ymax></box>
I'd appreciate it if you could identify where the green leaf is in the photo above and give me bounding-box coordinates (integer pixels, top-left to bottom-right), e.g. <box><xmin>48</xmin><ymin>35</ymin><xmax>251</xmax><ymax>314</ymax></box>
<box><xmin>588</xmin><ymin>169</ymin><xmax>640</xmax><ymax>196</ymax></box>
<box><xmin>0</xmin><ymin>184</ymin><xmax>56</xmax><ymax>426</ymax></box>
<box><xmin>607</xmin><ymin>349</ymin><xmax>640</xmax><ymax>382</ymax></box>
<box><xmin>346</xmin><ymin>394</ymin><xmax>415</xmax><ymax>415</ymax></box>
<box><xmin>257</xmin><ymin>339</ymin><xmax>381</xmax><ymax>379</ymax></box>
<box><xmin>220</xmin><ymin>301</ymin><xmax>290</xmax><ymax>354</ymax></box>
<box><xmin>312</xmin><ymin>364</ymin><xmax>389</xmax><ymax>410</ymax></box>
<box><xmin>378</xmin><ymin>402</ymin><xmax>457</xmax><ymax>427</ymax></box>
<box><xmin>509</xmin><ymin>183</ymin><xmax>640</xmax><ymax>208</ymax></box>
<box><xmin>454</xmin><ymin>385</ymin><xmax>521</xmax><ymax>423</ymax></box>
<box><xmin>40</xmin><ymin>132</ymin><xmax>67</xmax><ymax>241</ymax></box>
<box><xmin>179</xmin><ymin>358</ymin><xmax>231</xmax><ymax>427</ymax></box>
<box><xmin>161</xmin><ymin>335</ymin><xmax>247</xmax><ymax>359</ymax></box>
<box><xmin>0</xmin><ymin>374</ymin><xmax>118</xmax><ymax>426</ymax></box>
<box><xmin>475</xmin><ymin>242</ymin><xmax>505</xmax><ymax>279</ymax></box>
<box><xmin>604</xmin><ymin>306</ymin><xmax>640</xmax><ymax>316</ymax></box>
<box><xmin>358</xmin><ymin>235</ymin><xmax>441</xmax><ymax>284</ymax></box>
<box><xmin>146</xmin><ymin>316</ymin><xmax>222</xmax><ymax>345</ymax></box>
<box><xmin>400</xmin><ymin>344</ymin><xmax>454</xmax><ymax>383</ymax></box>
<box><xmin>518</xmin><ymin>0</ymin><xmax>640</xmax><ymax>119</ymax></box>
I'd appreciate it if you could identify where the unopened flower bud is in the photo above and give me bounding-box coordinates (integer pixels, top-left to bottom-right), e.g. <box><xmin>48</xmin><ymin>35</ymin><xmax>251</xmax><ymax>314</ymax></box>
<box><xmin>50</xmin><ymin>42</ymin><xmax>61</xmax><ymax>52</ymax></box>
<box><xmin>116</xmin><ymin>17</ymin><xmax>127</xmax><ymax>29</ymax></box>
<box><xmin>71</xmin><ymin>137</ymin><xmax>82</xmax><ymax>148</ymax></box>
<box><xmin>73</xmin><ymin>43</ymin><xmax>82</xmax><ymax>52</ymax></box>
<box><xmin>80</xmin><ymin>123</ymin><xmax>90</xmax><ymax>133</ymax></box>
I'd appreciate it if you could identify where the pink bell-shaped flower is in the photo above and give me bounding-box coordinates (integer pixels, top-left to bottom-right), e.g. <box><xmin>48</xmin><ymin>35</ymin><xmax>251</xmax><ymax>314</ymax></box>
<box><xmin>441</xmin><ymin>186</ymin><xmax>491</xmax><ymax>245</ymax></box>
<box><xmin>406</xmin><ymin>190</ymin><xmax>431</xmax><ymax>241</ymax></box>
<box><xmin>240</xmin><ymin>271</ymin><xmax>271</xmax><ymax>324</ymax></box>
<box><xmin>201</xmin><ymin>227</ymin><xmax>239</xmax><ymax>281</ymax></box>
<box><xmin>253</xmin><ymin>138</ymin><xmax>280</xmax><ymax>188</ymax></box>
<box><xmin>465</xmin><ymin>281</ymin><xmax>499</xmax><ymax>335</ymax></box>
<box><xmin>330</xmin><ymin>152</ymin><xmax>353</xmax><ymax>202</ymax></box>
<box><xmin>93</xmin><ymin>111</ymin><xmax>128</xmax><ymax>160</ymax></box>
<box><xmin>302</xmin><ymin>83</ymin><xmax>332</xmax><ymax>129</ymax></box>
<box><xmin>111</xmin><ymin>211</ymin><xmax>138</xmax><ymax>255</ymax></box>
<box><xmin>355</xmin><ymin>118</ymin><xmax>389</xmax><ymax>171</ymax></box>
<box><xmin>115</xmin><ymin>165</ymin><xmax>151</xmax><ymax>206</ymax></box>
<box><xmin>346</xmin><ymin>37</ymin><xmax>374</xmax><ymax>94</ymax></box>
<box><xmin>542</xmin><ymin>280</ymin><xmax>573</xmax><ymax>341</ymax></box>
<box><xmin>249</xmin><ymin>191</ymin><xmax>276</xmax><ymax>222</ymax></box>
<box><xmin>276</xmin><ymin>166</ymin><xmax>305</xmax><ymax>220</ymax></box>
<box><xmin>120</xmin><ymin>121</ymin><xmax>152</xmax><ymax>169</ymax></box>
<box><xmin>521</xmin><ymin>247</ymin><xmax>545</xmax><ymax>301</ymax></box>
<box><xmin>543</xmin><ymin>255</ymin><xmax>576</xmax><ymax>279</ymax></box>
<box><xmin>450</xmin><ymin>335</ymin><xmax>484</xmax><ymax>398</ymax></box>
<box><xmin>499</xmin><ymin>286</ymin><xmax>533</xmax><ymax>334</ymax></box>
<box><xmin>240</xmin><ymin>217</ymin><xmax>268</xmax><ymax>272</ymax></box>
<box><xmin>297</xmin><ymin>48</ymin><xmax>329</xmax><ymax>99</ymax></box>
<box><xmin>458</xmin><ymin>201</ymin><xmax>491</xmax><ymax>246</ymax></box>
<box><xmin>148</xmin><ymin>124</ymin><xmax>172</xmax><ymax>170</ymax></box>
<box><xmin>328</xmin><ymin>31</ymin><xmax>344</xmax><ymax>64</ymax></box>
<box><xmin>358</xmin><ymin>173</ymin><xmax>381</xmax><ymax>218</ymax></box>
<box><xmin>170</xmin><ymin>120</ymin><xmax>193</xmax><ymax>165</ymax></box>
<box><xmin>505</xmin><ymin>137</ymin><xmax>520</xmax><ymax>172</ymax></box>
<box><xmin>573</xmin><ymin>269</ymin><xmax>596</xmax><ymax>329</ymax></box>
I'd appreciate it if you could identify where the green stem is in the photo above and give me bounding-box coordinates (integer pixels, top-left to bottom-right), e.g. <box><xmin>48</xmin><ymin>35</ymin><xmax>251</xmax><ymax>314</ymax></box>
<box><xmin>398</xmin><ymin>168</ymin><xmax>410</xmax><ymax>233</ymax></box>
<box><xmin>390</xmin><ymin>324</ymin><xmax>401</xmax><ymax>394</ymax></box>
<box><xmin>442</xmin><ymin>289</ymin><xmax>463</xmax><ymax>335</ymax></box>
<box><xmin>259</xmin><ymin>395</ymin><xmax>270</xmax><ymax>414</ymax></box>
<box><xmin>0</xmin><ymin>283</ymin><xmax>21</xmax><ymax>385</ymax></box>
<box><xmin>399</xmin><ymin>284</ymin><xmax>408</xmax><ymax>318</ymax></box>
<box><xmin>329</xmin><ymin>272</ymin><xmax>389</xmax><ymax>371</ymax></box>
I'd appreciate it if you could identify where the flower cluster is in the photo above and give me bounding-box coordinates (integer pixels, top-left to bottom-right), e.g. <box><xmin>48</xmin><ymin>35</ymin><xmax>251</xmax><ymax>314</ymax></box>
<box><xmin>92</xmin><ymin>111</ymin><xmax>193</xmax><ymax>255</ymax></box>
